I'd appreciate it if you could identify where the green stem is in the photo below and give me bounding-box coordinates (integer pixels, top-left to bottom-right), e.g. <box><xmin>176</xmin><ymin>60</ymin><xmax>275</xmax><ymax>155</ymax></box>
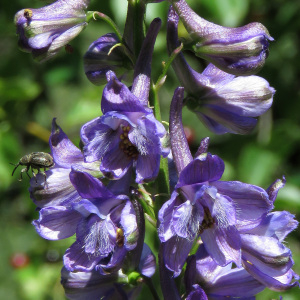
<box><xmin>87</xmin><ymin>11</ymin><xmax>123</xmax><ymax>42</ymax></box>
<box><xmin>143</xmin><ymin>276</ymin><xmax>161</xmax><ymax>300</ymax></box>
<box><xmin>155</xmin><ymin>43</ymin><xmax>183</xmax><ymax>90</ymax></box>
<box><xmin>150</xmin><ymin>85</ymin><xmax>170</xmax><ymax>216</ymax></box>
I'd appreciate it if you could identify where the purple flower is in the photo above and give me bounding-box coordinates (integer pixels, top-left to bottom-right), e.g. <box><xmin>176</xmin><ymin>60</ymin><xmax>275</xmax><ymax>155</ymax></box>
<box><xmin>184</xmin><ymin>246</ymin><xmax>265</xmax><ymax>300</ymax></box>
<box><xmin>158</xmin><ymin>88</ymin><xmax>273</xmax><ymax>276</ymax></box>
<box><xmin>14</xmin><ymin>0</ymin><xmax>90</xmax><ymax>62</ymax></box>
<box><xmin>61</xmin><ymin>244</ymin><xmax>155</xmax><ymax>299</ymax></box>
<box><xmin>81</xmin><ymin>19</ymin><xmax>168</xmax><ymax>183</ymax></box>
<box><xmin>167</xmin><ymin>7</ymin><xmax>275</xmax><ymax>135</ymax></box>
<box><xmin>239</xmin><ymin>180</ymin><xmax>299</xmax><ymax>291</ymax></box>
<box><xmin>29</xmin><ymin>119</ymin><xmax>100</xmax><ymax>240</ymax></box>
<box><xmin>170</xmin><ymin>0</ymin><xmax>273</xmax><ymax>75</ymax></box>
<box><xmin>84</xmin><ymin>33</ymin><xmax>133</xmax><ymax>86</ymax></box>
<box><xmin>63</xmin><ymin>169</ymin><xmax>140</xmax><ymax>274</ymax></box>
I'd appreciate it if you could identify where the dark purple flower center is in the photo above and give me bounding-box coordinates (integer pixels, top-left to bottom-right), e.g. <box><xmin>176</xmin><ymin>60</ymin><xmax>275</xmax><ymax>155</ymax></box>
<box><xmin>119</xmin><ymin>125</ymin><xmax>139</xmax><ymax>160</ymax></box>
<box><xmin>198</xmin><ymin>207</ymin><xmax>215</xmax><ymax>234</ymax></box>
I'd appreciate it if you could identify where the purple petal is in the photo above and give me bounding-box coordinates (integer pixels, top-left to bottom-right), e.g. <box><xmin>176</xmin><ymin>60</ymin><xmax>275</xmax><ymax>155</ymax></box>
<box><xmin>201</xmin><ymin>75</ymin><xmax>274</xmax><ymax>117</ymax></box>
<box><xmin>136</xmin><ymin>153</ymin><xmax>160</xmax><ymax>183</ymax></box>
<box><xmin>50</xmin><ymin>118</ymin><xmax>83</xmax><ymax>167</ymax></box>
<box><xmin>29</xmin><ymin>168</ymin><xmax>80</xmax><ymax>208</ymax></box>
<box><xmin>120</xmin><ymin>201</ymin><xmax>138</xmax><ymax>250</ymax></box>
<box><xmin>139</xmin><ymin>244</ymin><xmax>156</xmax><ymax>278</ymax></box>
<box><xmin>247</xmin><ymin>211</ymin><xmax>298</xmax><ymax>242</ymax></box>
<box><xmin>96</xmin><ymin>246</ymin><xmax>127</xmax><ymax>275</ymax></box>
<box><xmin>243</xmin><ymin>259</ymin><xmax>299</xmax><ymax>291</ymax></box>
<box><xmin>61</xmin><ymin>267</ymin><xmax>119</xmax><ymax>300</ymax></box>
<box><xmin>241</xmin><ymin>234</ymin><xmax>294</xmax><ymax>277</ymax></box>
<box><xmin>32</xmin><ymin>206</ymin><xmax>81</xmax><ymax>240</ymax></box>
<box><xmin>158</xmin><ymin>192</ymin><xmax>181</xmax><ymax>242</ymax></box>
<box><xmin>266</xmin><ymin>176</ymin><xmax>286</xmax><ymax>204</ymax></box>
<box><xmin>198</xmin><ymin>105</ymin><xmax>258</xmax><ymax>135</ymax></box>
<box><xmin>201</xmin><ymin>220</ymin><xmax>241</xmax><ymax>267</ymax></box>
<box><xmin>186</xmin><ymin>285</ymin><xmax>208</xmax><ymax>300</ymax></box>
<box><xmin>207</xmin><ymin>268</ymin><xmax>264</xmax><ymax>297</ymax></box>
<box><xmin>100</xmin><ymin>145</ymin><xmax>133</xmax><ymax>179</ymax></box>
<box><xmin>177</xmin><ymin>153</ymin><xmax>224</xmax><ymax>188</ymax></box>
<box><xmin>163</xmin><ymin>236</ymin><xmax>194</xmax><ymax>277</ymax></box>
<box><xmin>172</xmin><ymin>200</ymin><xmax>203</xmax><ymax>239</ymax></box>
<box><xmin>211</xmin><ymin>181</ymin><xmax>272</xmax><ymax>230</ymax></box>
<box><xmin>64</xmin><ymin>242</ymin><xmax>102</xmax><ymax>272</ymax></box>
<box><xmin>81</xmin><ymin>116</ymin><xmax>120</xmax><ymax>163</ymax></box>
<box><xmin>132</xmin><ymin>18</ymin><xmax>161</xmax><ymax>105</ymax></box>
<box><xmin>102</xmin><ymin>71</ymin><xmax>150</xmax><ymax>114</ymax></box>
<box><xmin>69</xmin><ymin>168</ymin><xmax>114</xmax><ymax>200</ymax></box>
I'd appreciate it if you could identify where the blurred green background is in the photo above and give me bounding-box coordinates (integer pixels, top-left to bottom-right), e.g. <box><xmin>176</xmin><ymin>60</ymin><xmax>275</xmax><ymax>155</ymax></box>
<box><xmin>0</xmin><ymin>0</ymin><xmax>299</xmax><ymax>299</ymax></box>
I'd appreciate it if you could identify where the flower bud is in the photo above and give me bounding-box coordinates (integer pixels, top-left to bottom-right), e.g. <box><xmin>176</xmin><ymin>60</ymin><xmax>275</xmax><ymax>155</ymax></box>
<box><xmin>83</xmin><ymin>33</ymin><xmax>133</xmax><ymax>86</ymax></box>
<box><xmin>14</xmin><ymin>0</ymin><xmax>90</xmax><ymax>62</ymax></box>
<box><xmin>171</xmin><ymin>0</ymin><xmax>273</xmax><ymax>75</ymax></box>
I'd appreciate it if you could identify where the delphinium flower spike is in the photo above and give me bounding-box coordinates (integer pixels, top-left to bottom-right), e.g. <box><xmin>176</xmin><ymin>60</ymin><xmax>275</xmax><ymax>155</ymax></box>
<box><xmin>14</xmin><ymin>0</ymin><xmax>90</xmax><ymax>61</ymax></box>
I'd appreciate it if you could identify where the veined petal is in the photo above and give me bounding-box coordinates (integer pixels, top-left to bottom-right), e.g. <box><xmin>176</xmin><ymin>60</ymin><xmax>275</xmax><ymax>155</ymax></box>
<box><xmin>201</xmin><ymin>223</ymin><xmax>241</xmax><ymax>267</ymax></box>
<box><xmin>163</xmin><ymin>236</ymin><xmax>194</xmax><ymax>277</ymax></box>
<box><xmin>211</xmin><ymin>181</ymin><xmax>272</xmax><ymax>230</ymax></box>
<box><xmin>81</xmin><ymin>116</ymin><xmax>120</xmax><ymax>163</ymax></box>
<box><xmin>50</xmin><ymin>118</ymin><xmax>83</xmax><ymax>167</ymax></box>
<box><xmin>177</xmin><ymin>153</ymin><xmax>224</xmax><ymax>188</ymax></box>
<box><xmin>32</xmin><ymin>206</ymin><xmax>81</xmax><ymax>240</ymax></box>
<box><xmin>29</xmin><ymin>168</ymin><xmax>80</xmax><ymax>209</ymax></box>
<box><xmin>100</xmin><ymin>146</ymin><xmax>133</xmax><ymax>179</ymax></box>
<box><xmin>241</xmin><ymin>234</ymin><xmax>294</xmax><ymax>278</ymax></box>
<box><xmin>158</xmin><ymin>192</ymin><xmax>181</xmax><ymax>242</ymax></box>
<box><xmin>197</xmin><ymin>105</ymin><xmax>258</xmax><ymax>135</ymax></box>
<box><xmin>136</xmin><ymin>153</ymin><xmax>160</xmax><ymax>183</ymax></box>
<box><xmin>139</xmin><ymin>244</ymin><xmax>156</xmax><ymax>278</ymax></box>
<box><xmin>102</xmin><ymin>71</ymin><xmax>151</xmax><ymax>114</ymax></box>
<box><xmin>64</xmin><ymin>241</ymin><xmax>102</xmax><ymax>272</ymax></box>
<box><xmin>69</xmin><ymin>168</ymin><xmax>114</xmax><ymax>201</ymax></box>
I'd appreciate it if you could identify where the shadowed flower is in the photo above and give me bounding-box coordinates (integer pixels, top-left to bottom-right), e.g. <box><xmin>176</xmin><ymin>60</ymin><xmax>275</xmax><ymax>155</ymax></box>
<box><xmin>63</xmin><ymin>169</ymin><xmax>140</xmax><ymax>274</ymax></box>
<box><xmin>61</xmin><ymin>244</ymin><xmax>155</xmax><ymax>299</ymax></box>
<box><xmin>14</xmin><ymin>0</ymin><xmax>90</xmax><ymax>61</ymax></box>
<box><xmin>167</xmin><ymin>7</ymin><xmax>275</xmax><ymax>134</ymax></box>
<box><xmin>29</xmin><ymin>118</ymin><xmax>100</xmax><ymax>240</ymax></box>
<box><xmin>239</xmin><ymin>179</ymin><xmax>299</xmax><ymax>291</ymax></box>
<box><xmin>170</xmin><ymin>0</ymin><xmax>273</xmax><ymax>75</ymax></box>
<box><xmin>184</xmin><ymin>247</ymin><xmax>265</xmax><ymax>300</ymax></box>
<box><xmin>84</xmin><ymin>33</ymin><xmax>133</xmax><ymax>86</ymax></box>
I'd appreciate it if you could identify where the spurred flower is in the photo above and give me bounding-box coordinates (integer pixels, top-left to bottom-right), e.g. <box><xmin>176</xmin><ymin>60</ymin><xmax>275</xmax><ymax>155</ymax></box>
<box><xmin>170</xmin><ymin>0</ymin><xmax>273</xmax><ymax>75</ymax></box>
<box><xmin>167</xmin><ymin>7</ymin><xmax>275</xmax><ymax>134</ymax></box>
<box><xmin>14</xmin><ymin>0</ymin><xmax>90</xmax><ymax>61</ymax></box>
<box><xmin>81</xmin><ymin>19</ymin><xmax>168</xmax><ymax>183</ymax></box>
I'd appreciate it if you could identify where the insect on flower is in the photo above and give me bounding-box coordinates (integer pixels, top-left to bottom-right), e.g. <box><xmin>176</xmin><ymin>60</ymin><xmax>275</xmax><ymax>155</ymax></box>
<box><xmin>11</xmin><ymin>152</ymin><xmax>54</xmax><ymax>182</ymax></box>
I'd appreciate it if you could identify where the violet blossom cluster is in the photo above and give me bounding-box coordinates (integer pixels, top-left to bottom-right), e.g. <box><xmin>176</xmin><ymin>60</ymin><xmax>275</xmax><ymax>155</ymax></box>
<box><xmin>14</xmin><ymin>0</ymin><xmax>298</xmax><ymax>299</ymax></box>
